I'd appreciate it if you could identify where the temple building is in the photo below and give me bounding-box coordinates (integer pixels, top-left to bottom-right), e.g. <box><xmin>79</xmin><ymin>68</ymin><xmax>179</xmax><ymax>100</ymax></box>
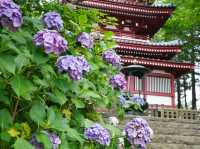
<box><xmin>77</xmin><ymin>0</ymin><xmax>194</xmax><ymax>108</ymax></box>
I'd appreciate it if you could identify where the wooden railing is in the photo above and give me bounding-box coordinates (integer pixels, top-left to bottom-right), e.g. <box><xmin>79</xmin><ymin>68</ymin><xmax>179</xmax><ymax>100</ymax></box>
<box><xmin>147</xmin><ymin>108</ymin><xmax>200</xmax><ymax>120</ymax></box>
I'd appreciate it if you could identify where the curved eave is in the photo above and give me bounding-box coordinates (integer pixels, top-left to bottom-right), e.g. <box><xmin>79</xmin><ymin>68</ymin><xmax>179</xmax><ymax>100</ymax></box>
<box><xmin>113</xmin><ymin>36</ymin><xmax>182</xmax><ymax>46</ymax></box>
<box><xmin>121</xmin><ymin>56</ymin><xmax>194</xmax><ymax>78</ymax></box>
<box><xmin>116</xmin><ymin>44</ymin><xmax>181</xmax><ymax>54</ymax></box>
<box><xmin>78</xmin><ymin>1</ymin><xmax>175</xmax><ymax>16</ymax></box>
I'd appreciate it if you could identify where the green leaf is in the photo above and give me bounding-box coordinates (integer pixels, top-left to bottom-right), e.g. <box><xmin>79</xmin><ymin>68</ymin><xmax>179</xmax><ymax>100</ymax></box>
<box><xmin>80</xmin><ymin>91</ymin><xmax>101</xmax><ymax>100</ymax></box>
<box><xmin>79</xmin><ymin>15</ymin><xmax>88</xmax><ymax>25</ymax></box>
<box><xmin>83</xmin><ymin>119</ymin><xmax>94</xmax><ymax>128</ymax></box>
<box><xmin>59</xmin><ymin>133</ymin><xmax>70</xmax><ymax>149</ymax></box>
<box><xmin>47</xmin><ymin>90</ymin><xmax>68</xmax><ymax>105</ymax></box>
<box><xmin>29</xmin><ymin>101</ymin><xmax>46</xmax><ymax>124</ymax></box>
<box><xmin>0</xmin><ymin>109</ymin><xmax>12</xmax><ymax>130</ymax></box>
<box><xmin>0</xmin><ymin>90</ymin><xmax>10</xmax><ymax>106</ymax></box>
<box><xmin>47</xmin><ymin>108</ymin><xmax>68</xmax><ymax>131</ymax></box>
<box><xmin>10</xmin><ymin>75</ymin><xmax>36</xmax><ymax>100</ymax></box>
<box><xmin>13</xmin><ymin>138</ymin><xmax>34</xmax><ymax>149</ymax></box>
<box><xmin>36</xmin><ymin>132</ymin><xmax>53</xmax><ymax>149</ymax></box>
<box><xmin>72</xmin><ymin>99</ymin><xmax>85</xmax><ymax>109</ymax></box>
<box><xmin>0</xmin><ymin>55</ymin><xmax>16</xmax><ymax>74</ymax></box>
<box><xmin>66</xmin><ymin>127</ymin><xmax>84</xmax><ymax>144</ymax></box>
<box><xmin>104</xmin><ymin>31</ymin><xmax>113</xmax><ymax>40</ymax></box>
<box><xmin>15</xmin><ymin>54</ymin><xmax>30</xmax><ymax>71</ymax></box>
<box><xmin>51</xmin><ymin>113</ymin><xmax>68</xmax><ymax>131</ymax></box>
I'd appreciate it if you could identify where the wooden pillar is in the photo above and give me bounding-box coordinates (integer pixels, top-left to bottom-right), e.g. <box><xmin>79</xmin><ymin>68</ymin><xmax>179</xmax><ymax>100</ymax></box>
<box><xmin>171</xmin><ymin>75</ymin><xmax>176</xmax><ymax>108</ymax></box>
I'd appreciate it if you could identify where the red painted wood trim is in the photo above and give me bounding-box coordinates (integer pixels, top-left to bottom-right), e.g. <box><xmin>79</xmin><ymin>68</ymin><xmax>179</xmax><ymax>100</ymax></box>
<box><xmin>171</xmin><ymin>75</ymin><xmax>176</xmax><ymax>108</ymax></box>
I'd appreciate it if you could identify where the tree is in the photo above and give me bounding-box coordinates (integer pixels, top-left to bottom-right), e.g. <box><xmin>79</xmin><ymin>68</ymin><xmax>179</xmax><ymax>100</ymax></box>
<box><xmin>154</xmin><ymin>0</ymin><xmax>200</xmax><ymax>109</ymax></box>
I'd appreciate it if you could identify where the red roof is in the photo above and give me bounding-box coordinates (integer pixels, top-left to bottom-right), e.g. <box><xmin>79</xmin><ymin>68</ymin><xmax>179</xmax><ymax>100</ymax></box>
<box><xmin>78</xmin><ymin>1</ymin><xmax>175</xmax><ymax>15</ymax></box>
<box><xmin>121</xmin><ymin>55</ymin><xmax>194</xmax><ymax>78</ymax></box>
<box><xmin>78</xmin><ymin>1</ymin><xmax>175</xmax><ymax>38</ymax></box>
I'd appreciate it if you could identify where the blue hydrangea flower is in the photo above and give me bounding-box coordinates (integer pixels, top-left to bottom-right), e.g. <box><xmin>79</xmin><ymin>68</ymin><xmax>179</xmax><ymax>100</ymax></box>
<box><xmin>33</xmin><ymin>29</ymin><xmax>68</xmax><ymax>55</ymax></box>
<box><xmin>0</xmin><ymin>0</ymin><xmax>23</xmax><ymax>31</ymax></box>
<box><xmin>109</xmin><ymin>73</ymin><xmax>127</xmax><ymax>90</ymax></box>
<box><xmin>131</xmin><ymin>96</ymin><xmax>145</xmax><ymax>106</ymax></box>
<box><xmin>30</xmin><ymin>131</ymin><xmax>61</xmax><ymax>149</ymax></box>
<box><xmin>43</xmin><ymin>11</ymin><xmax>63</xmax><ymax>31</ymax></box>
<box><xmin>119</xmin><ymin>94</ymin><xmax>126</xmax><ymax>107</ymax></box>
<box><xmin>56</xmin><ymin>55</ymin><xmax>90</xmax><ymax>80</ymax></box>
<box><xmin>77</xmin><ymin>32</ymin><xmax>93</xmax><ymax>49</ymax></box>
<box><xmin>124</xmin><ymin>118</ymin><xmax>153</xmax><ymax>149</ymax></box>
<box><xmin>84</xmin><ymin>124</ymin><xmax>111</xmax><ymax>146</ymax></box>
<box><xmin>102</xmin><ymin>50</ymin><xmax>121</xmax><ymax>68</ymax></box>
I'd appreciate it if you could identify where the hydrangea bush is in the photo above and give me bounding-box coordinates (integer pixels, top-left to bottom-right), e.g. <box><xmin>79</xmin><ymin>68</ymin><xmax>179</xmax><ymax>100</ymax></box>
<box><xmin>118</xmin><ymin>92</ymin><xmax>149</xmax><ymax>119</ymax></box>
<box><xmin>0</xmin><ymin>0</ymin><xmax>152</xmax><ymax>149</ymax></box>
<box><xmin>124</xmin><ymin>118</ymin><xmax>153</xmax><ymax>149</ymax></box>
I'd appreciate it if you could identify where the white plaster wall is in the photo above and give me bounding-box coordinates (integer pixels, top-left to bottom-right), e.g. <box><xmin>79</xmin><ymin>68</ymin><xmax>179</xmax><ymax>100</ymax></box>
<box><xmin>146</xmin><ymin>95</ymin><xmax>172</xmax><ymax>105</ymax></box>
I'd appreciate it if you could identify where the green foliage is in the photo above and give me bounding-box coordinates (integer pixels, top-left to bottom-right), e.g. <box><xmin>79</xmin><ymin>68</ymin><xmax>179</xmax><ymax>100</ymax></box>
<box><xmin>13</xmin><ymin>138</ymin><xmax>34</xmax><ymax>149</ymax></box>
<box><xmin>0</xmin><ymin>1</ymin><xmax>123</xmax><ymax>148</ymax></box>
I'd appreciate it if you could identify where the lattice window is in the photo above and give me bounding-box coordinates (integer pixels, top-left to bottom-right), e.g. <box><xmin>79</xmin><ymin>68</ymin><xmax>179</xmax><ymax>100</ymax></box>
<box><xmin>146</xmin><ymin>76</ymin><xmax>171</xmax><ymax>93</ymax></box>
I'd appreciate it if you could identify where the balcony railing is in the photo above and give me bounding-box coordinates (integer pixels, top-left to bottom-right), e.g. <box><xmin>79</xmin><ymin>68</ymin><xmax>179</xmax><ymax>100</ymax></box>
<box><xmin>147</xmin><ymin>107</ymin><xmax>200</xmax><ymax>120</ymax></box>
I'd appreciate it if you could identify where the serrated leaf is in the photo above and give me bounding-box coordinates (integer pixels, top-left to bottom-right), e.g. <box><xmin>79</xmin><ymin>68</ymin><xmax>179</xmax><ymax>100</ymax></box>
<box><xmin>0</xmin><ymin>89</ymin><xmax>10</xmax><ymax>106</ymax></box>
<box><xmin>0</xmin><ymin>109</ymin><xmax>12</xmax><ymax>130</ymax></box>
<box><xmin>72</xmin><ymin>99</ymin><xmax>85</xmax><ymax>109</ymax></box>
<box><xmin>10</xmin><ymin>75</ymin><xmax>36</xmax><ymax>100</ymax></box>
<box><xmin>80</xmin><ymin>91</ymin><xmax>101</xmax><ymax>99</ymax></box>
<box><xmin>36</xmin><ymin>132</ymin><xmax>53</xmax><ymax>149</ymax></box>
<box><xmin>15</xmin><ymin>54</ymin><xmax>30</xmax><ymax>71</ymax></box>
<box><xmin>66</xmin><ymin>127</ymin><xmax>84</xmax><ymax>144</ymax></box>
<box><xmin>47</xmin><ymin>90</ymin><xmax>68</xmax><ymax>105</ymax></box>
<box><xmin>0</xmin><ymin>55</ymin><xmax>16</xmax><ymax>74</ymax></box>
<box><xmin>83</xmin><ymin>119</ymin><xmax>94</xmax><ymax>128</ymax></box>
<box><xmin>79</xmin><ymin>15</ymin><xmax>87</xmax><ymax>25</ymax></box>
<box><xmin>29</xmin><ymin>102</ymin><xmax>46</xmax><ymax>124</ymax></box>
<box><xmin>13</xmin><ymin>138</ymin><xmax>34</xmax><ymax>149</ymax></box>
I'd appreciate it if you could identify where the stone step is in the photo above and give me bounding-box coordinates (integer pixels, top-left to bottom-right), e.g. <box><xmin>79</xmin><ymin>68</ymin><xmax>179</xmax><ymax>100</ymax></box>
<box><xmin>147</xmin><ymin>143</ymin><xmax>200</xmax><ymax>149</ymax></box>
<box><xmin>148</xmin><ymin>121</ymin><xmax>200</xmax><ymax>130</ymax></box>
<box><xmin>150</xmin><ymin>126</ymin><xmax>200</xmax><ymax>136</ymax></box>
<box><xmin>152</xmin><ymin>134</ymin><xmax>200</xmax><ymax>145</ymax></box>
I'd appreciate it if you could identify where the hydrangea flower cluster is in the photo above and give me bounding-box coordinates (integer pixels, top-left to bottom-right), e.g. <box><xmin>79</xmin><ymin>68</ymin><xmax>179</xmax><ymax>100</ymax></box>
<box><xmin>131</xmin><ymin>96</ymin><xmax>145</xmax><ymax>106</ymax></box>
<box><xmin>102</xmin><ymin>50</ymin><xmax>121</xmax><ymax>67</ymax></box>
<box><xmin>30</xmin><ymin>131</ymin><xmax>61</xmax><ymax>149</ymax></box>
<box><xmin>109</xmin><ymin>74</ymin><xmax>127</xmax><ymax>90</ymax></box>
<box><xmin>33</xmin><ymin>29</ymin><xmax>68</xmax><ymax>55</ymax></box>
<box><xmin>119</xmin><ymin>94</ymin><xmax>127</xmax><ymax>107</ymax></box>
<box><xmin>77</xmin><ymin>32</ymin><xmax>93</xmax><ymax>49</ymax></box>
<box><xmin>56</xmin><ymin>55</ymin><xmax>90</xmax><ymax>80</ymax></box>
<box><xmin>124</xmin><ymin>118</ymin><xmax>153</xmax><ymax>149</ymax></box>
<box><xmin>43</xmin><ymin>11</ymin><xmax>63</xmax><ymax>31</ymax></box>
<box><xmin>0</xmin><ymin>0</ymin><xmax>23</xmax><ymax>31</ymax></box>
<box><xmin>84</xmin><ymin>124</ymin><xmax>111</xmax><ymax>146</ymax></box>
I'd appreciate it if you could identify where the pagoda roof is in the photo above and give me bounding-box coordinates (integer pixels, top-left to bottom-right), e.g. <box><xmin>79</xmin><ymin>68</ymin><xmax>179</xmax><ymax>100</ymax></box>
<box><xmin>121</xmin><ymin>55</ymin><xmax>194</xmax><ymax>78</ymax></box>
<box><xmin>114</xmin><ymin>36</ymin><xmax>182</xmax><ymax>59</ymax></box>
<box><xmin>114</xmin><ymin>36</ymin><xmax>182</xmax><ymax>46</ymax></box>
<box><xmin>78</xmin><ymin>1</ymin><xmax>175</xmax><ymax>17</ymax></box>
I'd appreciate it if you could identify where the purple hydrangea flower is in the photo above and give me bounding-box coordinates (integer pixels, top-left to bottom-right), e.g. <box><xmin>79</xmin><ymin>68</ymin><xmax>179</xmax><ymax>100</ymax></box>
<box><xmin>124</xmin><ymin>118</ymin><xmax>153</xmax><ymax>149</ymax></box>
<box><xmin>131</xmin><ymin>96</ymin><xmax>145</xmax><ymax>106</ymax></box>
<box><xmin>33</xmin><ymin>29</ymin><xmax>68</xmax><ymax>55</ymax></box>
<box><xmin>30</xmin><ymin>131</ymin><xmax>61</xmax><ymax>149</ymax></box>
<box><xmin>84</xmin><ymin>124</ymin><xmax>111</xmax><ymax>146</ymax></box>
<box><xmin>102</xmin><ymin>50</ymin><xmax>121</xmax><ymax>67</ymax></box>
<box><xmin>109</xmin><ymin>74</ymin><xmax>127</xmax><ymax>90</ymax></box>
<box><xmin>43</xmin><ymin>11</ymin><xmax>63</xmax><ymax>31</ymax></box>
<box><xmin>119</xmin><ymin>94</ymin><xmax>126</xmax><ymax>107</ymax></box>
<box><xmin>0</xmin><ymin>0</ymin><xmax>23</xmax><ymax>31</ymax></box>
<box><xmin>56</xmin><ymin>55</ymin><xmax>90</xmax><ymax>80</ymax></box>
<box><xmin>77</xmin><ymin>32</ymin><xmax>93</xmax><ymax>49</ymax></box>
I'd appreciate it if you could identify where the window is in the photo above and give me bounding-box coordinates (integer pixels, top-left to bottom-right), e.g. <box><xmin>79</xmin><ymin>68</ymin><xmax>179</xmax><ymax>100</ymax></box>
<box><xmin>146</xmin><ymin>76</ymin><xmax>171</xmax><ymax>93</ymax></box>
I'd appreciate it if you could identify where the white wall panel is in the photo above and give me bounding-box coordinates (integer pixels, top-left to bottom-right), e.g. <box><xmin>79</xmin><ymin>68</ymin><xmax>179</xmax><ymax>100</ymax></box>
<box><xmin>146</xmin><ymin>95</ymin><xmax>172</xmax><ymax>105</ymax></box>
